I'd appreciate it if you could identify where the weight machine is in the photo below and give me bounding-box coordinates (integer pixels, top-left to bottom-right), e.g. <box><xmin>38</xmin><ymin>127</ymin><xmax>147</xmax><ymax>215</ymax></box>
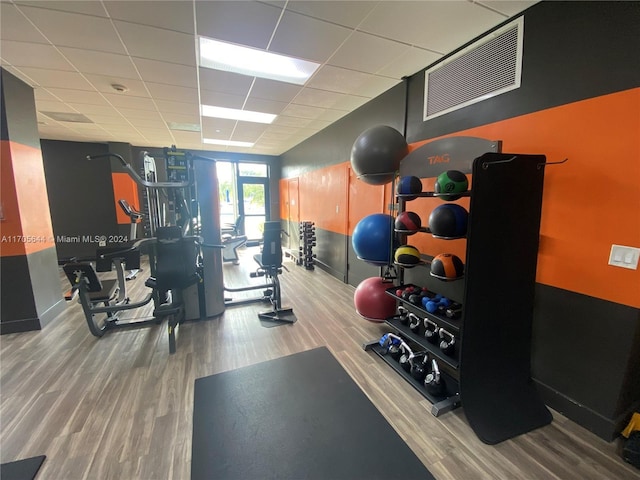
<box><xmin>63</xmin><ymin>227</ymin><xmax>201</xmax><ymax>353</ymax></box>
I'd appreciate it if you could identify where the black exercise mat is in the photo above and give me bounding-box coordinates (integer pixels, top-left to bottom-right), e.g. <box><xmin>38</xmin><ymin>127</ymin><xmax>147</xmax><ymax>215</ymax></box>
<box><xmin>192</xmin><ymin>347</ymin><xmax>435</xmax><ymax>480</ymax></box>
<box><xmin>0</xmin><ymin>455</ymin><xmax>46</xmax><ymax>480</ymax></box>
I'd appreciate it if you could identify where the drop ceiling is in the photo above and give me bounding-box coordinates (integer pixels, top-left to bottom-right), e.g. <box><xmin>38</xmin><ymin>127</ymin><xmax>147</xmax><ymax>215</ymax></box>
<box><xmin>0</xmin><ymin>0</ymin><xmax>536</xmax><ymax>156</ymax></box>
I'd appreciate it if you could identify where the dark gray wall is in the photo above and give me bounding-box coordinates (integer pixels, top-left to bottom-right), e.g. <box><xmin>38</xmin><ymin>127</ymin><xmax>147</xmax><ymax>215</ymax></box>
<box><xmin>41</xmin><ymin>140</ymin><xmax>117</xmax><ymax>260</ymax></box>
<box><xmin>281</xmin><ymin>82</ymin><xmax>407</xmax><ymax>179</ymax></box>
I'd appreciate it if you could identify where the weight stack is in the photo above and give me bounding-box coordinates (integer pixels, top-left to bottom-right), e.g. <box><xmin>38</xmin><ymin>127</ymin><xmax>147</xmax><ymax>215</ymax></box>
<box><xmin>298</xmin><ymin>221</ymin><xmax>316</xmax><ymax>270</ymax></box>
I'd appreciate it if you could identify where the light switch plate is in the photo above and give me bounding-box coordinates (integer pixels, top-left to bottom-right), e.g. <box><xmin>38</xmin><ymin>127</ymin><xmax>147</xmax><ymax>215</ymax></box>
<box><xmin>608</xmin><ymin>244</ymin><xmax>640</xmax><ymax>270</ymax></box>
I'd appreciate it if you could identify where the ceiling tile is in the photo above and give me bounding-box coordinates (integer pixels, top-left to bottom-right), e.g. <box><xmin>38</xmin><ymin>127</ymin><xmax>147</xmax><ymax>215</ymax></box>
<box><xmin>316</xmin><ymin>109</ymin><xmax>348</xmax><ymax>123</ymax></box>
<box><xmin>17</xmin><ymin>5</ymin><xmax>126</xmax><ymax>54</ymax></box>
<box><xmin>243</xmin><ymin>97</ymin><xmax>289</xmax><ymax>115</ymax></box>
<box><xmin>285</xmin><ymin>1</ymin><xmax>377</xmax><ymax>28</ymax></box>
<box><xmin>292</xmin><ymin>88</ymin><xmax>353</xmax><ymax>110</ymax></box>
<box><xmin>269</xmin><ymin>10</ymin><xmax>352</xmax><ymax>62</ymax></box>
<box><xmin>0</xmin><ymin>4</ymin><xmax>49</xmax><ymax>44</ymax></box>
<box><xmin>145</xmin><ymin>83</ymin><xmax>198</xmax><ymax>103</ymax></box>
<box><xmin>35</xmin><ymin>100</ymin><xmax>78</xmax><ymax>114</ymax></box>
<box><xmin>195</xmin><ymin>1</ymin><xmax>282</xmax><ymax>49</ymax></box>
<box><xmin>58</xmin><ymin>47</ymin><xmax>140</xmax><ymax>79</ymax></box>
<box><xmin>127</xmin><ymin>117</ymin><xmax>167</xmax><ymax>128</ymax></box>
<box><xmin>133</xmin><ymin>58</ymin><xmax>197</xmax><ymax>88</ymax></box>
<box><xmin>84</xmin><ymin>74</ymin><xmax>148</xmax><ymax>96</ymax></box>
<box><xmin>280</xmin><ymin>103</ymin><xmax>326</xmax><ymax>120</ymax></box>
<box><xmin>328</xmin><ymin>31</ymin><xmax>408</xmax><ymax>74</ymax></box>
<box><xmin>113</xmin><ymin>107</ymin><xmax>163</xmax><ymax>121</ymax></box>
<box><xmin>66</xmin><ymin>103</ymin><xmax>121</xmax><ymax>116</ymax></box>
<box><xmin>1</xmin><ymin>41</ymin><xmax>75</xmax><ymax>70</ymax></box>
<box><xmin>476</xmin><ymin>1</ymin><xmax>538</xmax><ymax>17</ymax></box>
<box><xmin>14</xmin><ymin>1</ymin><xmax>108</xmax><ymax>17</ymax></box>
<box><xmin>34</xmin><ymin>88</ymin><xmax>63</xmax><ymax>102</ymax></box>
<box><xmin>172</xmin><ymin>131</ymin><xmax>203</xmax><ymax>145</ymax></box>
<box><xmin>84</xmin><ymin>114</ymin><xmax>127</xmax><ymax>125</ymax></box>
<box><xmin>232</xmin><ymin>122</ymin><xmax>269</xmax><ymax>142</ymax></box>
<box><xmin>15</xmin><ymin>67</ymin><xmax>96</xmax><ymax>90</ymax></box>
<box><xmin>306</xmin><ymin>65</ymin><xmax>374</xmax><ymax>95</ymax></box>
<box><xmin>331</xmin><ymin>94</ymin><xmax>370</xmax><ymax>111</ymax></box>
<box><xmin>199</xmin><ymin>68</ymin><xmax>253</xmax><ymax>97</ymax></box>
<box><xmin>104</xmin><ymin>1</ymin><xmax>194</xmax><ymax>34</ymax></box>
<box><xmin>202</xmin><ymin>117</ymin><xmax>236</xmax><ymax>138</ymax></box>
<box><xmin>271</xmin><ymin>116</ymin><xmax>313</xmax><ymax>128</ymax></box>
<box><xmin>102</xmin><ymin>93</ymin><xmax>157</xmax><ymax>111</ymax></box>
<box><xmin>376</xmin><ymin>46</ymin><xmax>441</xmax><ymax>78</ymax></box>
<box><xmin>155</xmin><ymin>99</ymin><xmax>200</xmax><ymax>116</ymax></box>
<box><xmin>113</xmin><ymin>20</ymin><xmax>196</xmax><ymax>66</ymax></box>
<box><xmin>250</xmin><ymin>79</ymin><xmax>303</xmax><ymax>103</ymax></box>
<box><xmin>200</xmin><ymin>90</ymin><xmax>246</xmax><ymax>110</ymax></box>
<box><xmin>161</xmin><ymin>113</ymin><xmax>200</xmax><ymax>125</ymax></box>
<box><xmin>43</xmin><ymin>88</ymin><xmax>110</xmax><ymax>105</ymax></box>
<box><xmin>360</xmin><ymin>1</ymin><xmax>505</xmax><ymax>54</ymax></box>
<box><xmin>356</xmin><ymin>75</ymin><xmax>401</xmax><ymax>98</ymax></box>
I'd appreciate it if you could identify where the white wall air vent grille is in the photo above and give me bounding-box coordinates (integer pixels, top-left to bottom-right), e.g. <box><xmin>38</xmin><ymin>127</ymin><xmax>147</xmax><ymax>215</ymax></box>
<box><xmin>424</xmin><ymin>17</ymin><xmax>524</xmax><ymax>121</ymax></box>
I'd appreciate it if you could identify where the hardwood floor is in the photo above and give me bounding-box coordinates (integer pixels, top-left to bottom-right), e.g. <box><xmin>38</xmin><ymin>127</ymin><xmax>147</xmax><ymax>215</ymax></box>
<box><xmin>1</xmin><ymin>246</ymin><xmax>638</xmax><ymax>479</ymax></box>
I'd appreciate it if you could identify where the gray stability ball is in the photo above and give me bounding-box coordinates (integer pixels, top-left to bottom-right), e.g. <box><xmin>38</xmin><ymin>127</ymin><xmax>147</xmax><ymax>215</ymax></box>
<box><xmin>350</xmin><ymin>125</ymin><xmax>408</xmax><ymax>185</ymax></box>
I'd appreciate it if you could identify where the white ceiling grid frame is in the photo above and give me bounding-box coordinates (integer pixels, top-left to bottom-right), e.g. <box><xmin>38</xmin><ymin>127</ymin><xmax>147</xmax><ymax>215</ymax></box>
<box><xmin>0</xmin><ymin>0</ymin><xmax>538</xmax><ymax>154</ymax></box>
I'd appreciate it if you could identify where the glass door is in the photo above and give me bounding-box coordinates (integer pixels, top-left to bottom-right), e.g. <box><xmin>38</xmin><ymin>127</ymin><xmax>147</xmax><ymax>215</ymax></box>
<box><xmin>239</xmin><ymin>179</ymin><xmax>268</xmax><ymax>242</ymax></box>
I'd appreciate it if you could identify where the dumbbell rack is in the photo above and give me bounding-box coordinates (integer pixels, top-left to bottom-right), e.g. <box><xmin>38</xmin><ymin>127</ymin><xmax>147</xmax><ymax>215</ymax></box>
<box><xmin>363</xmin><ymin>137</ymin><xmax>553</xmax><ymax>444</ymax></box>
<box><xmin>297</xmin><ymin>221</ymin><xmax>316</xmax><ymax>270</ymax></box>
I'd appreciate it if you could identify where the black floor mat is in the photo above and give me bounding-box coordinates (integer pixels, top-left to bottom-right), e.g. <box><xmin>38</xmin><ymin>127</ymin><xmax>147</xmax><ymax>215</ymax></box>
<box><xmin>192</xmin><ymin>347</ymin><xmax>435</xmax><ymax>480</ymax></box>
<box><xmin>0</xmin><ymin>455</ymin><xmax>46</xmax><ymax>480</ymax></box>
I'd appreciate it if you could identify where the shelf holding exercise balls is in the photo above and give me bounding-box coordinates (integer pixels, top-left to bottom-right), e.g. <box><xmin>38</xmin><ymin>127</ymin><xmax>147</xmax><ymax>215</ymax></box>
<box><xmin>354</xmin><ymin>277</ymin><xmax>397</xmax><ymax>322</ymax></box>
<box><xmin>350</xmin><ymin>125</ymin><xmax>409</xmax><ymax>185</ymax></box>
<box><xmin>352</xmin><ymin>213</ymin><xmax>397</xmax><ymax>266</ymax></box>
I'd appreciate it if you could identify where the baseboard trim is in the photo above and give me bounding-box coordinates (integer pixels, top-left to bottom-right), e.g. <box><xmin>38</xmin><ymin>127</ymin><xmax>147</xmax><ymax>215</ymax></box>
<box><xmin>534</xmin><ymin>379</ymin><xmax>637</xmax><ymax>441</ymax></box>
<box><xmin>0</xmin><ymin>317</ymin><xmax>42</xmax><ymax>335</ymax></box>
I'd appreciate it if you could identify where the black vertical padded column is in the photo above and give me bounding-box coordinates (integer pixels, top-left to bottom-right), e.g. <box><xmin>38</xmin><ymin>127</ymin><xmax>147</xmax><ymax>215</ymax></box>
<box><xmin>0</xmin><ymin>68</ymin><xmax>65</xmax><ymax>334</ymax></box>
<box><xmin>460</xmin><ymin>152</ymin><xmax>552</xmax><ymax>444</ymax></box>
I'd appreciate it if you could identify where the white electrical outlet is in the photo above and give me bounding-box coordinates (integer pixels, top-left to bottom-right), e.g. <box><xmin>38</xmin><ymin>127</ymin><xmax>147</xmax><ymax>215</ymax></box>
<box><xmin>608</xmin><ymin>245</ymin><xmax>640</xmax><ymax>270</ymax></box>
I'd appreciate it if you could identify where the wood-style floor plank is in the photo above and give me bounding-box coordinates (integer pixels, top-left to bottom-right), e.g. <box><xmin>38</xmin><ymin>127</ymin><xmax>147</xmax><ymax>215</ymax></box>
<box><xmin>1</xmin><ymin>246</ymin><xmax>638</xmax><ymax>479</ymax></box>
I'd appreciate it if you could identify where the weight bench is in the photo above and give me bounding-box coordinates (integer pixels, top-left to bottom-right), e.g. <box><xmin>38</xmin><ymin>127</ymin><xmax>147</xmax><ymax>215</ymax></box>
<box><xmin>221</xmin><ymin>215</ymin><xmax>246</xmax><ymax>264</ymax></box>
<box><xmin>224</xmin><ymin>221</ymin><xmax>295</xmax><ymax>324</ymax></box>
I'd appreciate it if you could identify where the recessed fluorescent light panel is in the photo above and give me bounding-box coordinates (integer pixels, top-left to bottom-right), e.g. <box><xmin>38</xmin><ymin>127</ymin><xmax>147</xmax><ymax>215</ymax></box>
<box><xmin>199</xmin><ymin>37</ymin><xmax>320</xmax><ymax>85</ymax></box>
<box><xmin>201</xmin><ymin>105</ymin><xmax>276</xmax><ymax>124</ymax></box>
<box><xmin>204</xmin><ymin>138</ymin><xmax>254</xmax><ymax>148</ymax></box>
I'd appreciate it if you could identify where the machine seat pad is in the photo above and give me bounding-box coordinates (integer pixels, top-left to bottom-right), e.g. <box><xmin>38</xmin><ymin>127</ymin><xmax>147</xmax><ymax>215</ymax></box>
<box><xmin>88</xmin><ymin>278</ymin><xmax>118</xmax><ymax>302</ymax></box>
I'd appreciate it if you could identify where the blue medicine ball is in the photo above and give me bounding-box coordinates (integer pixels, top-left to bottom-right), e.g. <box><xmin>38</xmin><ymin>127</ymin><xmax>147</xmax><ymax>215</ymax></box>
<box><xmin>352</xmin><ymin>214</ymin><xmax>396</xmax><ymax>265</ymax></box>
<box><xmin>397</xmin><ymin>176</ymin><xmax>423</xmax><ymax>200</ymax></box>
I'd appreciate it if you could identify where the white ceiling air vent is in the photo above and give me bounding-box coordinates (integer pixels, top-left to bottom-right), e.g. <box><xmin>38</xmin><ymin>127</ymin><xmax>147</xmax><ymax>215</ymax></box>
<box><xmin>424</xmin><ymin>17</ymin><xmax>524</xmax><ymax>121</ymax></box>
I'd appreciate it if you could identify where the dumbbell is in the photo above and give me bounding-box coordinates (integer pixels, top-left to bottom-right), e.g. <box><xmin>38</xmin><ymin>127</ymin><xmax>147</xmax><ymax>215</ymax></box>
<box><xmin>445</xmin><ymin>303</ymin><xmax>462</xmax><ymax>319</ymax></box>
<box><xmin>439</xmin><ymin>328</ymin><xmax>456</xmax><ymax>356</ymax></box>
<box><xmin>423</xmin><ymin>318</ymin><xmax>439</xmax><ymax>344</ymax></box>
<box><xmin>422</xmin><ymin>295</ymin><xmax>451</xmax><ymax>314</ymax></box>
<box><xmin>424</xmin><ymin>359</ymin><xmax>446</xmax><ymax>397</ymax></box>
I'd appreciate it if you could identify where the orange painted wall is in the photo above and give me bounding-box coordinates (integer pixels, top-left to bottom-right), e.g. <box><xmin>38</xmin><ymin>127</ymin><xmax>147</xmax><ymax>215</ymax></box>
<box><xmin>111</xmin><ymin>172</ymin><xmax>140</xmax><ymax>225</ymax></box>
<box><xmin>280</xmin><ymin>89</ymin><xmax>639</xmax><ymax>308</ymax></box>
<box><xmin>298</xmin><ymin>163</ymin><xmax>349</xmax><ymax>234</ymax></box>
<box><xmin>414</xmin><ymin>88</ymin><xmax>640</xmax><ymax>308</ymax></box>
<box><xmin>0</xmin><ymin>141</ymin><xmax>56</xmax><ymax>256</ymax></box>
